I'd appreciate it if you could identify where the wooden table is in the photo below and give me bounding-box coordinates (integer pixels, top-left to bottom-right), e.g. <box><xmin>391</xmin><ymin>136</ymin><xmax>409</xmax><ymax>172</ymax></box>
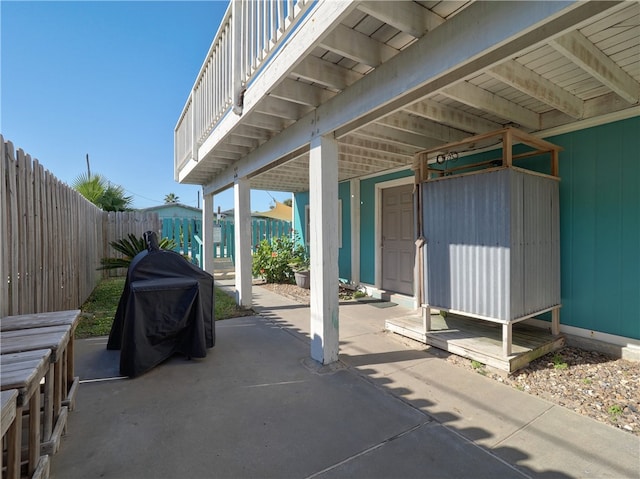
<box><xmin>2</xmin><ymin>389</ymin><xmax>19</xmax><ymax>479</ymax></box>
<box><xmin>0</xmin><ymin>350</ymin><xmax>52</xmax><ymax>479</ymax></box>
<box><xmin>1</xmin><ymin>326</ymin><xmax>71</xmax><ymax>455</ymax></box>
<box><xmin>1</xmin><ymin>310</ymin><xmax>80</xmax><ymax>410</ymax></box>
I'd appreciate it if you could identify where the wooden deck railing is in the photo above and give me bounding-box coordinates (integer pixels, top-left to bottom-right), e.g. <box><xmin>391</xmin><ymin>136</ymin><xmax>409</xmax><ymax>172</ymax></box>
<box><xmin>174</xmin><ymin>0</ymin><xmax>312</xmax><ymax>174</ymax></box>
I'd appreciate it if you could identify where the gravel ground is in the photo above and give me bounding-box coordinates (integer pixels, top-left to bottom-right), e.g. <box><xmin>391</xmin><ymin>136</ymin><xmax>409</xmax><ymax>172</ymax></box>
<box><xmin>259</xmin><ymin>282</ymin><xmax>640</xmax><ymax>436</ymax></box>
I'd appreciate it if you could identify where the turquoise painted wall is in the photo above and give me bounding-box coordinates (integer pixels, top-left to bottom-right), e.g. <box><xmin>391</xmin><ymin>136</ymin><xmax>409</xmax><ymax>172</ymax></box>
<box><xmin>338</xmin><ymin>182</ymin><xmax>351</xmax><ymax>280</ymax></box>
<box><xmin>293</xmin><ymin>191</ymin><xmax>308</xmax><ymax>245</ymax></box>
<box><xmin>293</xmin><ymin>184</ymin><xmax>352</xmax><ymax>281</ymax></box>
<box><xmin>547</xmin><ymin>117</ymin><xmax>639</xmax><ymax>340</ymax></box>
<box><xmin>359</xmin><ymin>170</ymin><xmax>414</xmax><ymax>284</ymax></box>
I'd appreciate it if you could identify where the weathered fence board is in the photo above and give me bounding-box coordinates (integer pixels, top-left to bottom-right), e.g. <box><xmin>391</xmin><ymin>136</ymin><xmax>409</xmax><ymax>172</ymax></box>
<box><xmin>1</xmin><ymin>136</ymin><xmax>161</xmax><ymax>317</ymax></box>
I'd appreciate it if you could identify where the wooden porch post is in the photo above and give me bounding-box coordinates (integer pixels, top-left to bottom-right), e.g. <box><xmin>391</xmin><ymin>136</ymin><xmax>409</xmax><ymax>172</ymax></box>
<box><xmin>309</xmin><ymin>135</ymin><xmax>339</xmax><ymax>365</ymax></box>
<box><xmin>350</xmin><ymin>179</ymin><xmax>360</xmax><ymax>286</ymax></box>
<box><xmin>202</xmin><ymin>192</ymin><xmax>214</xmax><ymax>275</ymax></box>
<box><xmin>234</xmin><ymin>177</ymin><xmax>252</xmax><ymax>308</ymax></box>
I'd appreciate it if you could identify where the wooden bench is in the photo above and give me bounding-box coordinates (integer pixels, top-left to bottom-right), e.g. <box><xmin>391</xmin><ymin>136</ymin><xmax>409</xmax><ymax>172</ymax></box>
<box><xmin>2</xmin><ymin>389</ymin><xmax>19</xmax><ymax>479</ymax></box>
<box><xmin>0</xmin><ymin>310</ymin><xmax>80</xmax><ymax>411</ymax></box>
<box><xmin>0</xmin><ymin>327</ymin><xmax>72</xmax><ymax>456</ymax></box>
<box><xmin>0</xmin><ymin>351</ymin><xmax>51</xmax><ymax>479</ymax></box>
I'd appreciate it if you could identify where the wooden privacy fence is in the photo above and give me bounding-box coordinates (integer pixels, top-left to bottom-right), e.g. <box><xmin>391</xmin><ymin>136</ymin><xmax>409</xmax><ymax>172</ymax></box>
<box><xmin>162</xmin><ymin>217</ymin><xmax>292</xmax><ymax>267</ymax></box>
<box><xmin>1</xmin><ymin>136</ymin><xmax>161</xmax><ymax>317</ymax></box>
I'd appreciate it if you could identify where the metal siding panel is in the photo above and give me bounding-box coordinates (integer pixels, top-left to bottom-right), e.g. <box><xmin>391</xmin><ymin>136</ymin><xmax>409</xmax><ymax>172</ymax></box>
<box><xmin>510</xmin><ymin>170</ymin><xmax>525</xmax><ymax>319</ymax></box>
<box><xmin>423</xmin><ymin>169</ymin><xmax>512</xmax><ymax>321</ymax></box>
<box><xmin>423</xmin><ymin>168</ymin><xmax>561</xmax><ymax>322</ymax></box>
<box><xmin>520</xmin><ymin>171</ymin><xmax>561</xmax><ymax>318</ymax></box>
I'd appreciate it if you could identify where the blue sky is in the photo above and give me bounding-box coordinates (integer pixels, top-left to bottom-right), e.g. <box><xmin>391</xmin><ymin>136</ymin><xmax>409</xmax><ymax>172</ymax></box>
<box><xmin>1</xmin><ymin>1</ymin><xmax>291</xmax><ymax>212</ymax></box>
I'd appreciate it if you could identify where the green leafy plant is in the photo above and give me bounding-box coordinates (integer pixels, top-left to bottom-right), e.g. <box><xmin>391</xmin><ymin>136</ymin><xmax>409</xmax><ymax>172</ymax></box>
<box><xmin>98</xmin><ymin>233</ymin><xmax>178</xmax><ymax>270</ymax></box>
<box><xmin>471</xmin><ymin>360</ymin><xmax>484</xmax><ymax>370</ymax></box>
<box><xmin>72</xmin><ymin>173</ymin><xmax>132</xmax><ymax>211</ymax></box>
<box><xmin>252</xmin><ymin>234</ymin><xmax>307</xmax><ymax>283</ymax></box>
<box><xmin>471</xmin><ymin>360</ymin><xmax>487</xmax><ymax>375</ymax></box>
<box><xmin>552</xmin><ymin>353</ymin><xmax>568</xmax><ymax>370</ymax></box>
<box><xmin>608</xmin><ymin>404</ymin><xmax>623</xmax><ymax>417</ymax></box>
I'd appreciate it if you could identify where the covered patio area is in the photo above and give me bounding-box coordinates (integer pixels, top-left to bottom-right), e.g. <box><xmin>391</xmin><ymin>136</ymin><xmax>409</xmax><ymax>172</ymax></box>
<box><xmin>49</xmin><ymin>284</ymin><xmax>638</xmax><ymax>478</ymax></box>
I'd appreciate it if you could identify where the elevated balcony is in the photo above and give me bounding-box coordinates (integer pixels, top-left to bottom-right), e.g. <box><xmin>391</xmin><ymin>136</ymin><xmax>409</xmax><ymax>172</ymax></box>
<box><xmin>175</xmin><ymin>0</ymin><xmax>640</xmax><ymax>194</ymax></box>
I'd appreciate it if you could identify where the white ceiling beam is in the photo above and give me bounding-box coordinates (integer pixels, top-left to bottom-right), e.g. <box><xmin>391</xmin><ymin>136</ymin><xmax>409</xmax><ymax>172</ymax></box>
<box><xmin>550</xmin><ymin>30</ymin><xmax>640</xmax><ymax>104</ymax></box>
<box><xmin>338</xmin><ymin>145</ymin><xmax>410</xmax><ymax>165</ymax></box>
<box><xmin>232</xmin><ymin>125</ymin><xmax>272</xmax><ymax>141</ymax></box>
<box><xmin>216</xmin><ymin>143</ymin><xmax>251</xmax><ymax>155</ymax></box>
<box><xmin>241</xmin><ymin>112</ymin><xmax>290</xmax><ymax>131</ymax></box>
<box><xmin>255</xmin><ymin>96</ymin><xmax>312</xmax><ymax>120</ymax></box>
<box><xmin>404</xmin><ymin>98</ymin><xmax>501</xmax><ymax>134</ymax></box>
<box><xmin>339</xmin><ymin>135</ymin><xmax>416</xmax><ymax>157</ymax></box>
<box><xmin>488</xmin><ymin>60</ymin><xmax>585</xmax><ymax>119</ymax></box>
<box><xmin>541</xmin><ymin>92</ymin><xmax>637</xmax><ymax>129</ymax></box>
<box><xmin>226</xmin><ymin>135</ymin><xmax>259</xmax><ymax>149</ymax></box>
<box><xmin>210</xmin><ymin>150</ymin><xmax>241</xmax><ymax>161</ymax></box>
<box><xmin>357</xmin><ymin>123</ymin><xmax>443</xmax><ymax>150</ymax></box>
<box><xmin>441</xmin><ymin>81</ymin><xmax>541</xmax><ymax>130</ymax></box>
<box><xmin>357</xmin><ymin>1</ymin><xmax>445</xmax><ymax>38</ymax></box>
<box><xmin>291</xmin><ymin>55</ymin><xmax>362</xmax><ymax>91</ymax></box>
<box><xmin>376</xmin><ymin>111</ymin><xmax>471</xmax><ymax>143</ymax></box>
<box><xmin>269</xmin><ymin>78</ymin><xmax>336</xmax><ymax>106</ymax></box>
<box><xmin>319</xmin><ymin>24</ymin><xmax>398</xmax><ymax>68</ymax></box>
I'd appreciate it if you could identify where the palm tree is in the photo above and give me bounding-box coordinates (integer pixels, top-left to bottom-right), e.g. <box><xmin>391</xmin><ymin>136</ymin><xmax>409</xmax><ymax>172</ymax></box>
<box><xmin>100</xmin><ymin>184</ymin><xmax>133</xmax><ymax>212</ymax></box>
<box><xmin>72</xmin><ymin>173</ymin><xmax>107</xmax><ymax>204</ymax></box>
<box><xmin>72</xmin><ymin>173</ymin><xmax>132</xmax><ymax>211</ymax></box>
<box><xmin>164</xmin><ymin>193</ymin><xmax>179</xmax><ymax>204</ymax></box>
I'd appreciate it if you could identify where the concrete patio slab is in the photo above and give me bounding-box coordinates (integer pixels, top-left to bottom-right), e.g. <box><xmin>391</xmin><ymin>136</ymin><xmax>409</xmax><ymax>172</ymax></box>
<box><xmin>50</xmin><ymin>283</ymin><xmax>639</xmax><ymax>479</ymax></box>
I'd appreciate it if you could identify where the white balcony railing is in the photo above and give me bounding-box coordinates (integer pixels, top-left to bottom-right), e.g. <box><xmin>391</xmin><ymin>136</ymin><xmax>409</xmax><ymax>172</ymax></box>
<box><xmin>175</xmin><ymin>0</ymin><xmax>313</xmax><ymax>177</ymax></box>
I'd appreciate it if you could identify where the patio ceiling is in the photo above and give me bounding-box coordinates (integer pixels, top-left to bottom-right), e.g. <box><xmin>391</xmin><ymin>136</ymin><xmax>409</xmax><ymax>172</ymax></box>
<box><xmin>187</xmin><ymin>0</ymin><xmax>640</xmax><ymax>193</ymax></box>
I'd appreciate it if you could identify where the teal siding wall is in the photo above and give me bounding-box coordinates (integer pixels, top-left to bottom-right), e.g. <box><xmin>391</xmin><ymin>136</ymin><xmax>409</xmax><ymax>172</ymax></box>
<box><xmin>293</xmin><ymin>184</ymin><xmax>352</xmax><ymax>281</ymax></box>
<box><xmin>339</xmin><ymin>182</ymin><xmax>351</xmax><ymax>280</ymax></box>
<box><xmin>359</xmin><ymin>170</ymin><xmax>414</xmax><ymax>284</ymax></box>
<box><xmin>293</xmin><ymin>191</ymin><xmax>308</xmax><ymax>246</ymax></box>
<box><xmin>548</xmin><ymin>117</ymin><xmax>639</xmax><ymax>339</ymax></box>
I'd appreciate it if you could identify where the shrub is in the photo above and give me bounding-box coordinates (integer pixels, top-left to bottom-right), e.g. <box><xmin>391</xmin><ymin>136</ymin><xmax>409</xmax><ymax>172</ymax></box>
<box><xmin>252</xmin><ymin>234</ymin><xmax>307</xmax><ymax>283</ymax></box>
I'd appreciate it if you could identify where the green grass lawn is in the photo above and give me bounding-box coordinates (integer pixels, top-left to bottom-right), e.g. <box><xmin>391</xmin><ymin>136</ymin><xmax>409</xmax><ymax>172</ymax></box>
<box><xmin>76</xmin><ymin>276</ymin><xmax>254</xmax><ymax>338</ymax></box>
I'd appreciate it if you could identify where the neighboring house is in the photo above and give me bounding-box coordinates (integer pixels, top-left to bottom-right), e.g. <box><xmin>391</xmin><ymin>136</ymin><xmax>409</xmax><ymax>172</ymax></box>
<box><xmin>174</xmin><ymin>1</ymin><xmax>639</xmax><ymax>365</ymax></box>
<box><xmin>140</xmin><ymin>203</ymin><xmax>202</xmax><ymax>221</ymax></box>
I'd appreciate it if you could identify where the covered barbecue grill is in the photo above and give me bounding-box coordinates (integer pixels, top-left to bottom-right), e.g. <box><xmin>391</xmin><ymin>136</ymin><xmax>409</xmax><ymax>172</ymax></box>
<box><xmin>107</xmin><ymin>231</ymin><xmax>215</xmax><ymax>377</ymax></box>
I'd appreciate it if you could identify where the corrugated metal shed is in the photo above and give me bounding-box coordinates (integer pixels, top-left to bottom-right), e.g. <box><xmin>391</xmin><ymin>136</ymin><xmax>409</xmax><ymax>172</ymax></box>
<box><xmin>422</xmin><ymin>167</ymin><xmax>560</xmax><ymax>322</ymax></box>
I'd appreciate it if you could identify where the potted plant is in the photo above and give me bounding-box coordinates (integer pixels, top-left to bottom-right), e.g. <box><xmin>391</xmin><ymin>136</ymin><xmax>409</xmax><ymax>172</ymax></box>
<box><xmin>290</xmin><ymin>256</ymin><xmax>310</xmax><ymax>289</ymax></box>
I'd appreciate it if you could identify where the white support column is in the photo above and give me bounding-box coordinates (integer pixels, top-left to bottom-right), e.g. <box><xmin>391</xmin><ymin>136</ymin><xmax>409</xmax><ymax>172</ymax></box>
<box><xmin>309</xmin><ymin>135</ymin><xmax>339</xmax><ymax>365</ymax></box>
<box><xmin>202</xmin><ymin>191</ymin><xmax>215</xmax><ymax>275</ymax></box>
<box><xmin>350</xmin><ymin>179</ymin><xmax>360</xmax><ymax>286</ymax></box>
<box><xmin>234</xmin><ymin>177</ymin><xmax>252</xmax><ymax>308</ymax></box>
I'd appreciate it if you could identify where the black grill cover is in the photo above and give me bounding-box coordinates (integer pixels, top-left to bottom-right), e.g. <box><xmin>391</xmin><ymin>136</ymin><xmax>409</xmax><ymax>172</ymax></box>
<box><xmin>107</xmin><ymin>233</ymin><xmax>215</xmax><ymax>377</ymax></box>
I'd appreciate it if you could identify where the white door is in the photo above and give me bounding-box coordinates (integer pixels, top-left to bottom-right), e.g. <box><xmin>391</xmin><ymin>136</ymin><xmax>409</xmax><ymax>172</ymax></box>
<box><xmin>382</xmin><ymin>184</ymin><xmax>414</xmax><ymax>295</ymax></box>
